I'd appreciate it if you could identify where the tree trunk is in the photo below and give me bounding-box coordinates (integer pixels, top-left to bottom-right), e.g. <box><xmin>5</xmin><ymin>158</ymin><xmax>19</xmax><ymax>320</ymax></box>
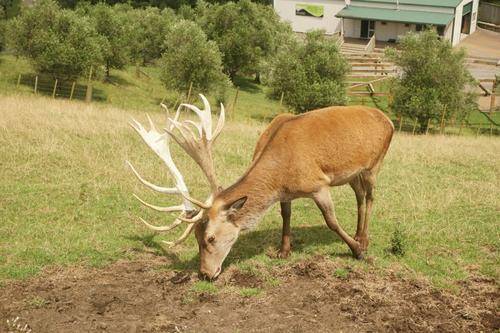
<box><xmin>254</xmin><ymin>72</ymin><xmax>261</xmax><ymax>84</ymax></box>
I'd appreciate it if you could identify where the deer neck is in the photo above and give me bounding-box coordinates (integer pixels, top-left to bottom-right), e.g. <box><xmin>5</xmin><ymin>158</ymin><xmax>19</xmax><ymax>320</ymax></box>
<box><xmin>220</xmin><ymin>166</ymin><xmax>281</xmax><ymax>230</ymax></box>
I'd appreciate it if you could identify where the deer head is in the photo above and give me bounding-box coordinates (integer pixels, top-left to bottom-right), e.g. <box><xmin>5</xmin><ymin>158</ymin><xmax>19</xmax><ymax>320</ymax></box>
<box><xmin>128</xmin><ymin>94</ymin><xmax>243</xmax><ymax>279</ymax></box>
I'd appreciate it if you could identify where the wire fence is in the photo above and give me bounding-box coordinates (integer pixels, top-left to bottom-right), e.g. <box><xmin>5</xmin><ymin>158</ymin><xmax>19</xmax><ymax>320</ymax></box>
<box><xmin>14</xmin><ymin>69</ymin><xmax>499</xmax><ymax>136</ymax></box>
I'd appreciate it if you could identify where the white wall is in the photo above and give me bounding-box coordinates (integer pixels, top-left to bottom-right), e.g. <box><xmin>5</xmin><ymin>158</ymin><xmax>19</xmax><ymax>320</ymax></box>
<box><xmin>374</xmin><ymin>21</ymin><xmax>413</xmax><ymax>41</ymax></box>
<box><xmin>451</xmin><ymin>0</ymin><xmax>479</xmax><ymax>46</ymax></box>
<box><xmin>273</xmin><ymin>0</ymin><xmax>346</xmax><ymax>35</ymax></box>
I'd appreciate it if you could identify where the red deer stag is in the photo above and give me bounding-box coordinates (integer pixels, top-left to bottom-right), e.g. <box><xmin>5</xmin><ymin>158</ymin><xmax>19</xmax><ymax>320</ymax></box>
<box><xmin>127</xmin><ymin>95</ymin><xmax>394</xmax><ymax>280</ymax></box>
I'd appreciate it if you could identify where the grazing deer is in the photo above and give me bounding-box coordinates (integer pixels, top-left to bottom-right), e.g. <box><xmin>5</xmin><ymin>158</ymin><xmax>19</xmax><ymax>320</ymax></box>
<box><xmin>128</xmin><ymin>95</ymin><xmax>394</xmax><ymax>280</ymax></box>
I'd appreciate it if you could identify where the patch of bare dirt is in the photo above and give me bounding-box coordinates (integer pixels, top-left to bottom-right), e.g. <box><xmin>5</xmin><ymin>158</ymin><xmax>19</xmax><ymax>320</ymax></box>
<box><xmin>0</xmin><ymin>254</ymin><xmax>498</xmax><ymax>332</ymax></box>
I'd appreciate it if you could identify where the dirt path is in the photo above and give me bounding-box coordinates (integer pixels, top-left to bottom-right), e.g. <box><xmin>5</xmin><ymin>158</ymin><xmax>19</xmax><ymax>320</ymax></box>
<box><xmin>1</xmin><ymin>254</ymin><xmax>498</xmax><ymax>333</ymax></box>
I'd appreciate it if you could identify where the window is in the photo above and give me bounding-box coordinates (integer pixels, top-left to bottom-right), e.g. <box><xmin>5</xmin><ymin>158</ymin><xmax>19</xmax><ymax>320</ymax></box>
<box><xmin>381</xmin><ymin>21</ymin><xmax>387</xmax><ymax>25</ymax></box>
<box><xmin>405</xmin><ymin>24</ymin><xmax>410</xmax><ymax>27</ymax></box>
<box><xmin>416</xmin><ymin>24</ymin><xmax>423</xmax><ymax>32</ymax></box>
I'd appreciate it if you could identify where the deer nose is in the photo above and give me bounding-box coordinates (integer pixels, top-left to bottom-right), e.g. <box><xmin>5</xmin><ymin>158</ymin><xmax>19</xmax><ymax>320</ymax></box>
<box><xmin>199</xmin><ymin>266</ymin><xmax>221</xmax><ymax>281</ymax></box>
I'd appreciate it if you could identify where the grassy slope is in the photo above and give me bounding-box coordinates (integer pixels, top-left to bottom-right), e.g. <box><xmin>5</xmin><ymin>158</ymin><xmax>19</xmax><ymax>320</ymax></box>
<box><xmin>0</xmin><ymin>94</ymin><xmax>498</xmax><ymax>289</ymax></box>
<box><xmin>1</xmin><ymin>53</ymin><xmax>499</xmax><ymax>128</ymax></box>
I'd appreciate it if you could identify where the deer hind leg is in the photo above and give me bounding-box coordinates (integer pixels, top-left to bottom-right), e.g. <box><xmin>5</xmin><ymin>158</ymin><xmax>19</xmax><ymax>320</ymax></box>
<box><xmin>350</xmin><ymin>175</ymin><xmax>368</xmax><ymax>251</ymax></box>
<box><xmin>360</xmin><ymin>169</ymin><xmax>377</xmax><ymax>251</ymax></box>
<box><xmin>313</xmin><ymin>187</ymin><xmax>363</xmax><ymax>259</ymax></box>
<box><xmin>278</xmin><ymin>201</ymin><xmax>292</xmax><ymax>258</ymax></box>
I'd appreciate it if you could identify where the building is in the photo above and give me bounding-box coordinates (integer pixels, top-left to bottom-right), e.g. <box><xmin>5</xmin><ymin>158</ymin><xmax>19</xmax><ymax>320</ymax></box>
<box><xmin>273</xmin><ymin>0</ymin><xmax>479</xmax><ymax>46</ymax></box>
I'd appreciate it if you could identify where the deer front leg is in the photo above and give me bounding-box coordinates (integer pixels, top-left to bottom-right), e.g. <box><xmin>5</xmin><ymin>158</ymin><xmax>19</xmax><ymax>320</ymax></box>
<box><xmin>278</xmin><ymin>201</ymin><xmax>292</xmax><ymax>258</ymax></box>
<box><xmin>313</xmin><ymin>187</ymin><xmax>363</xmax><ymax>259</ymax></box>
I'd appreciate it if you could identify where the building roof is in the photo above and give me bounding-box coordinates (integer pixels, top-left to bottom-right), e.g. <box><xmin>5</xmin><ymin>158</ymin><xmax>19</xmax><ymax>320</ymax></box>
<box><xmin>336</xmin><ymin>6</ymin><xmax>454</xmax><ymax>25</ymax></box>
<box><xmin>350</xmin><ymin>0</ymin><xmax>462</xmax><ymax>8</ymax></box>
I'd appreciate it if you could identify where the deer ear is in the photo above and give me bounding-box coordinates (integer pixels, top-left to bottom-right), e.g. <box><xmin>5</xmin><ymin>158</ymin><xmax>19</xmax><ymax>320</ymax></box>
<box><xmin>226</xmin><ymin>196</ymin><xmax>247</xmax><ymax>212</ymax></box>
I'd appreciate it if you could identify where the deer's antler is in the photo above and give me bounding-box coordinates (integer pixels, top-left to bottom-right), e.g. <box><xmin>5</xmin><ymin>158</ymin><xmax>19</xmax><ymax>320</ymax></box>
<box><xmin>127</xmin><ymin>94</ymin><xmax>225</xmax><ymax>247</ymax></box>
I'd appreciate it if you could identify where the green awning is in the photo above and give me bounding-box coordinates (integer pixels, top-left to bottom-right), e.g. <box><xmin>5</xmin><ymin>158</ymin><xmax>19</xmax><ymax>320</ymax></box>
<box><xmin>336</xmin><ymin>6</ymin><xmax>454</xmax><ymax>26</ymax></box>
<box><xmin>462</xmin><ymin>2</ymin><xmax>472</xmax><ymax>15</ymax></box>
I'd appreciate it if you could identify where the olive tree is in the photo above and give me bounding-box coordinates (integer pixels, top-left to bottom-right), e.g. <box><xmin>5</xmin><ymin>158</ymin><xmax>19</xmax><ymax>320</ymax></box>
<box><xmin>199</xmin><ymin>0</ymin><xmax>291</xmax><ymax>80</ymax></box>
<box><xmin>85</xmin><ymin>3</ymin><xmax>130</xmax><ymax>78</ymax></box>
<box><xmin>159</xmin><ymin>20</ymin><xmax>229</xmax><ymax>98</ymax></box>
<box><xmin>266</xmin><ymin>30</ymin><xmax>349</xmax><ymax>113</ymax></box>
<box><xmin>386</xmin><ymin>29</ymin><xmax>476</xmax><ymax>132</ymax></box>
<box><xmin>126</xmin><ymin>7</ymin><xmax>178</xmax><ymax>66</ymax></box>
<box><xmin>7</xmin><ymin>0</ymin><xmax>103</xmax><ymax>79</ymax></box>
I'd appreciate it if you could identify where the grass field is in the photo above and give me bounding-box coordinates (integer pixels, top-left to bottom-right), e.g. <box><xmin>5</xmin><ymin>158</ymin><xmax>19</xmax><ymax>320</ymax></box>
<box><xmin>0</xmin><ymin>94</ymin><xmax>498</xmax><ymax>290</ymax></box>
<box><xmin>1</xmin><ymin>53</ymin><xmax>499</xmax><ymax>130</ymax></box>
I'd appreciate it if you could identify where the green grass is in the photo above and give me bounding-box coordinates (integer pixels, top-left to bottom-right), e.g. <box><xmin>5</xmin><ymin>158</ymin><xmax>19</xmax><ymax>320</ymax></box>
<box><xmin>191</xmin><ymin>281</ymin><xmax>218</xmax><ymax>294</ymax></box>
<box><xmin>0</xmin><ymin>53</ymin><xmax>499</xmax><ymax>289</ymax></box>
<box><xmin>333</xmin><ymin>268</ymin><xmax>350</xmax><ymax>279</ymax></box>
<box><xmin>2</xmin><ymin>52</ymin><xmax>497</xmax><ymax>131</ymax></box>
<box><xmin>0</xmin><ymin>94</ymin><xmax>498</xmax><ymax>290</ymax></box>
<box><xmin>0</xmin><ymin>53</ymin><xmax>283</xmax><ymax>122</ymax></box>
<box><xmin>238</xmin><ymin>287</ymin><xmax>262</xmax><ymax>297</ymax></box>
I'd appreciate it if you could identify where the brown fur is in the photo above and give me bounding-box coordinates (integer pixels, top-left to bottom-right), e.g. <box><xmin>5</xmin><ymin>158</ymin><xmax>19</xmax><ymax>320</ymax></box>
<box><xmin>218</xmin><ymin>106</ymin><xmax>393</xmax><ymax>205</ymax></box>
<box><xmin>199</xmin><ymin>106</ymin><xmax>394</xmax><ymax>278</ymax></box>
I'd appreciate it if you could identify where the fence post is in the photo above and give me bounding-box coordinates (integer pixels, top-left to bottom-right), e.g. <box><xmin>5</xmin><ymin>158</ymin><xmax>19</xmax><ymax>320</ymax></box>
<box><xmin>34</xmin><ymin>75</ymin><xmax>38</xmax><ymax>94</ymax></box>
<box><xmin>231</xmin><ymin>88</ymin><xmax>239</xmax><ymax>119</ymax></box>
<box><xmin>425</xmin><ymin>118</ymin><xmax>431</xmax><ymax>135</ymax></box>
<box><xmin>279</xmin><ymin>91</ymin><xmax>284</xmax><ymax>106</ymax></box>
<box><xmin>490</xmin><ymin>75</ymin><xmax>498</xmax><ymax>113</ymax></box>
<box><xmin>440</xmin><ymin>107</ymin><xmax>447</xmax><ymax>135</ymax></box>
<box><xmin>459</xmin><ymin>120</ymin><xmax>464</xmax><ymax>135</ymax></box>
<box><xmin>52</xmin><ymin>79</ymin><xmax>58</xmax><ymax>99</ymax></box>
<box><xmin>186</xmin><ymin>82</ymin><xmax>193</xmax><ymax>103</ymax></box>
<box><xmin>85</xmin><ymin>66</ymin><xmax>93</xmax><ymax>103</ymax></box>
<box><xmin>412</xmin><ymin>118</ymin><xmax>418</xmax><ymax>135</ymax></box>
<box><xmin>69</xmin><ymin>82</ymin><xmax>76</xmax><ymax>100</ymax></box>
<box><xmin>398</xmin><ymin>116</ymin><xmax>403</xmax><ymax>133</ymax></box>
<box><xmin>17</xmin><ymin>74</ymin><xmax>22</xmax><ymax>88</ymax></box>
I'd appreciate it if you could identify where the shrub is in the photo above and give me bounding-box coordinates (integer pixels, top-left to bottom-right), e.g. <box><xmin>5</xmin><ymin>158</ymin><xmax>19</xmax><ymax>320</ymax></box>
<box><xmin>386</xmin><ymin>29</ymin><xmax>476</xmax><ymax>132</ymax></box>
<box><xmin>266</xmin><ymin>30</ymin><xmax>349</xmax><ymax>113</ymax></box>
<box><xmin>199</xmin><ymin>0</ymin><xmax>291</xmax><ymax>80</ymax></box>
<box><xmin>7</xmin><ymin>0</ymin><xmax>103</xmax><ymax>80</ymax></box>
<box><xmin>159</xmin><ymin>20</ymin><xmax>229</xmax><ymax>98</ymax></box>
<box><xmin>389</xmin><ymin>223</ymin><xmax>407</xmax><ymax>257</ymax></box>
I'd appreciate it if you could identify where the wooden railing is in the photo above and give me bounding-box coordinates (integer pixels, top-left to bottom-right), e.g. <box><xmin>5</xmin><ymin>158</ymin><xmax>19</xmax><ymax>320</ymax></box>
<box><xmin>364</xmin><ymin>33</ymin><xmax>376</xmax><ymax>52</ymax></box>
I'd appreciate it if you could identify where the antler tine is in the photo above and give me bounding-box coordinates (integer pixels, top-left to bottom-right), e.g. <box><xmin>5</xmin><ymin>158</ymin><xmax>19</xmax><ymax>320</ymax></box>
<box><xmin>177</xmin><ymin>186</ymin><xmax>212</xmax><ymax>209</ymax></box>
<box><xmin>178</xmin><ymin>209</ymin><xmax>204</xmax><ymax>223</ymax></box>
<box><xmin>212</xmin><ymin>103</ymin><xmax>225</xmax><ymax>142</ymax></box>
<box><xmin>133</xmin><ymin>193</ymin><xmax>185</xmax><ymax>212</ymax></box>
<box><xmin>181</xmin><ymin>94</ymin><xmax>213</xmax><ymax>140</ymax></box>
<box><xmin>137</xmin><ymin>216</ymin><xmax>184</xmax><ymax>232</ymax></box>
<box><xmin>163</xmin><ymin>223</ymin><xmax>196</xmax><ymax>248</ymax></box>
<box><xmin>126</xmin><ymin>160</ymin><xmax>179</xmax><ymax>194</ymax></box>
<box><xmin>146</xmin><ymin>114</ymin><xmax>157</xmax><ymax>132</ymax></box>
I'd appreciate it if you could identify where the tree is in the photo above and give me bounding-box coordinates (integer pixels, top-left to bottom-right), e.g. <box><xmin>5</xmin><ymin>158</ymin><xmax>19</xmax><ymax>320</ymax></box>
<box><xmin>0</xmin><ymin>7</ymin><xmax>5</xmax><ymax>51</ymax></box>
<box><xmin>84</xmin><ymin>3</ymin><xmax>130</xmax><ymax>78</ymax></box>
<box><xmin>386</xmin><ymin>29</ymin><xmax>476</xmax><ymax>132</ymax></box>
<box><xmin>0</xmin><ymin>0</ymin><xmax>22</xmax><ymax>18</ymax></box>
<box><xmin>198</xmin><ymin>0</ymin><xmax>291</xmax><ymax>80</ymax></box>
<box><xmin>266</xmin><ymin>30</ymin><xmax>349</xmax><ymax>113</ymax></box>
<box><xmin>126</xmin><ymin>7</ymin><xmax>177</xmax><ymax>67</ymax></box>
<box><xmin>7</xmin><ymin>0</ymin><xmax>103</xmax><ymax>79</ymax></box>
<box><xmin>159</xmin><ymin>19</ymin><xmax>229</xmax><ymax>98</ymax></box>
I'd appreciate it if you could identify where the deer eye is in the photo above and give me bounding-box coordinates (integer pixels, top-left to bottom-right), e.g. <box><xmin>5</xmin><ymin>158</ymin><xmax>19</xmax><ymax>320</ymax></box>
<box><xmin>207</xmin><ymin>235</ymin><xmax>215</xmax><ymax>244</ymax></box>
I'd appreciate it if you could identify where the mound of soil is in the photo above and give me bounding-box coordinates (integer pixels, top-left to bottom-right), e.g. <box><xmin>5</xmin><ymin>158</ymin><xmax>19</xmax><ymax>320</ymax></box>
<box><xmin>1</xmin><ymin>254</ymin><xmax>498</xmax><ymax>332</ymax></box>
